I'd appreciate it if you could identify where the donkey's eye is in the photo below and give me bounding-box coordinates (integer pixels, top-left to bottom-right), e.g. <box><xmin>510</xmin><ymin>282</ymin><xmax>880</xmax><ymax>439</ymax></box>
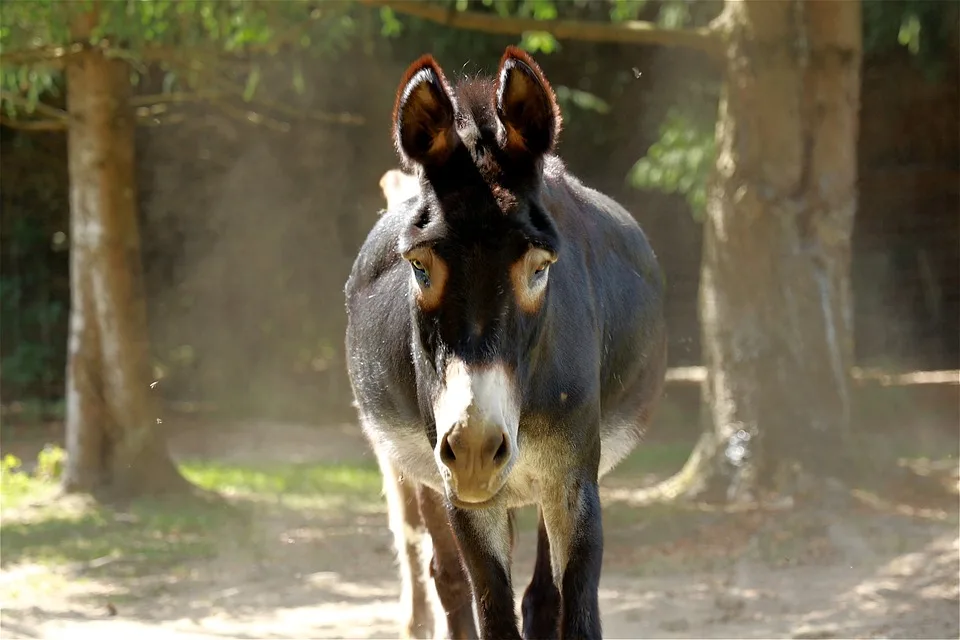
<box><xmin>410</xmin><ymin>258</ymin><xmax>431</xmax><ymax>287</ymax></box>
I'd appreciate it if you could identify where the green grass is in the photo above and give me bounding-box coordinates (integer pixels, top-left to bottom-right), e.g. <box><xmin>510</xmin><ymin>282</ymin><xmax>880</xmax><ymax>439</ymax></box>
<box><xmin>1</xmin><ymin>447</ymin><xmax>66</xmax><ymax>507</ymax></box>
<box><xmin>0</xmin><ymin>455</ymin><xmax>385</xmax><ymax>583</ymax></box>
<box><xmin>180</xmin><ymin>459</ymin><xmax>382</xmax><ymax>506</ymax></box>
<box><xmin>0</xmin><ymin>497</ymin><xmax>234</xmax><ymax>574</ymax></box>
<box><xmin>0</xmin><ymin>467</ymin><xmax>54</xmax><ymax>510</ymax></box>
<box><xmin>605</xmin><ymin>440</ymin><xmax>694</xmax><ymax>479</ymax></box>
<box><xmin>0</xmin><ymin>437</ymin><xmax>687</xmax><ymax>583</ymax></box>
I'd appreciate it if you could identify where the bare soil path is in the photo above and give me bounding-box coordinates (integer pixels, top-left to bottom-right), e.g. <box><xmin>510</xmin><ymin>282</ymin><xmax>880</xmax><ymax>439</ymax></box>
<box><xmin>2</xmin><ymin>421</ymin><xmax>957</xmax><ymax>639</ymax></box>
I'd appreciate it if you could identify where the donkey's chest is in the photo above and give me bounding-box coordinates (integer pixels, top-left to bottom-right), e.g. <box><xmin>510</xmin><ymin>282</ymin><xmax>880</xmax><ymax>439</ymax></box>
<box><xmin>369</xmin><ymin>413</ymin><xmax>639</xmax><ymax>508</ymax></box>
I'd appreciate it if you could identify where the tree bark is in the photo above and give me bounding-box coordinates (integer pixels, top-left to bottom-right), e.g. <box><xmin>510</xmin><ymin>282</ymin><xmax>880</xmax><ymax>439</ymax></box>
<box><xmin>656</xmin><ymin>0</ymin><xmax>863</xmax><ymax>503</ymax></box>
<box><xmin>61</xmin><ymin>26</ymin><xmax>190</xmax><ymax>499</ymax></box>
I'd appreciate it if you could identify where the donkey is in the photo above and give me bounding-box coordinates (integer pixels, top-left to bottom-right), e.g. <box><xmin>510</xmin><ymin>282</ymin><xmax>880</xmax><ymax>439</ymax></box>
<box><xmin>378</xmin><ymin>164</ymin><xmax>525</xmax><ymax>639</ymax></box>
<box><xmin>380</xmin><ymin>168</ymin><xmax>420</xmax><ymax>210</ymax></box>
<box><xmin>346</xmin><ymin>47</ymin><xmax>667</xmax><ymax>640</ymax></box>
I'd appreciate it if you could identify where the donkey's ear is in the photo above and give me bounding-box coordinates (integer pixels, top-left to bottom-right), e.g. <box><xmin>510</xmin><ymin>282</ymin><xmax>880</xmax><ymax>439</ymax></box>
<box><xmin>393</xmin><ymin>55</ymin><xmax>459</xmax><ymax>168</ymax></box>
<box><xmin>495</xmin><ymin>46</ymin><xmax>562</xmax><ymax>160</ymax></box>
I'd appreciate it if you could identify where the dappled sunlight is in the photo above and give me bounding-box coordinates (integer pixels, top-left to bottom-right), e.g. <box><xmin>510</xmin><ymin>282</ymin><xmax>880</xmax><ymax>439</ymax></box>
<box><xmin>1</xmin><ymin>0</ymin><xmax>958</xmax><ymax>638</ymax></box>
<box><xmin>791</xmin><ymin>533</ymin><xmax>959</xmax><ymax>638</ymax></box>
<box><xmin>2</xmin><ymin>424</ymin><xmax>958</xmax><ymax>639</ymax></box>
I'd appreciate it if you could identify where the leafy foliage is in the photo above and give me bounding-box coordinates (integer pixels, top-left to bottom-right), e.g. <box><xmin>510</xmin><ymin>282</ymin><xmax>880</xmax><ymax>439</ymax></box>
<box><xmin>628</xmin><ymin>108</ymin><xmax>714</xmax><ymax>217</ymax></box>
<box><xmin>0</xmin><ymin>453</ymin><xmax>49</xmax><ymax>508</ymax></box>
<box><xmin>628</xmin><ymin>0</ymin><xmax>957</xmax><ymax>219</ymax></box>
<box><xmin>0</xmin><ymin>1</ymin><xmax>360</xmax><ymax>121</ymax></box>
<box><xmin>863</xmin><ymin>0</ymin><xmax>959</xmax><ymax>80</ymax></box>
<box><xmin>0</xmin><ymin>1</ymin><xmax>351</xmax><ymax>59</ymax></box>
<box><xmin>2</xmin><ymin>0</ymin><xmax>956</xmax><ymax>417</ymax></box>
<box><xmin>0</xmin><ymin>1</ymin><xmax>368</xmax><ymax>411</ymax></box>
<box><xmin>35</xmin><ymin>444</ymin><xmax>66</xmax><ymax>482</ymax></box>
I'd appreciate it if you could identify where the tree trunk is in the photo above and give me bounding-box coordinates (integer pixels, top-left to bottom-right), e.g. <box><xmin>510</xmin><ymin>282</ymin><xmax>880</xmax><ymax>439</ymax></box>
<box><xmin>61</xmin><ymin>31</ymin><xmax>190</xmax><ymax>499</ymax></box>
<box><xmin>664</xmin><ymin>0</ymin><xmax>863</xmax><ymax>503</ymax></box>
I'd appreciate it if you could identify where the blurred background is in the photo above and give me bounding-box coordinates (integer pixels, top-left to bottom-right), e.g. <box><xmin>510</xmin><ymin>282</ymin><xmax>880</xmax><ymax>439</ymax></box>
<box><xmin>1</xmin><ymin>1</ymin><xmax>957</xmax><ymax>639</ymax></box>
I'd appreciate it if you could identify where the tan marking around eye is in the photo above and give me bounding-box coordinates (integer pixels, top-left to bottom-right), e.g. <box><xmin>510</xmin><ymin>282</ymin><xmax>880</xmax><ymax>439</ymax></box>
<box><xmin>403</xmin><ymin>248</ymin><xmax>448</xmax><ymax>312</ymax></box>
<box><xmin>509</xmin><ymin>247</ymin><xmax>556</xmax><ymax>314</ymax></box>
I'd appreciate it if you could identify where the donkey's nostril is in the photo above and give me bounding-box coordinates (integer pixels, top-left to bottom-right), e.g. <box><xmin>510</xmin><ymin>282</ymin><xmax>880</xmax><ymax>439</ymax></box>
<box><xmin>439</xmin><ymin>435</ymin><xmax>457</xmax><ymax>464</ymax></box>
<box><xmin>493</xmin><ymin>435</ymin><xmax>509</xmax><ymax>465</ymax></box>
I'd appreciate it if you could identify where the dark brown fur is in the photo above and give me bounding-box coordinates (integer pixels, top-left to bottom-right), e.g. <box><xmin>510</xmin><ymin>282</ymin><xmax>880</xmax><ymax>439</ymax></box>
<box><xmin>346</xmin><ymin>47</ymin><xmax>667</xmax><ymax>639</ymax></box>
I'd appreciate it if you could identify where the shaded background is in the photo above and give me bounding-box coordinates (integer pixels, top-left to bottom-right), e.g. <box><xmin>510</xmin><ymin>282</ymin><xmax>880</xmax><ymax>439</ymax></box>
<box><xmin>1</xmin><ymin>5</ymin><xmax>957</xmax><ymax>428</ymax></box>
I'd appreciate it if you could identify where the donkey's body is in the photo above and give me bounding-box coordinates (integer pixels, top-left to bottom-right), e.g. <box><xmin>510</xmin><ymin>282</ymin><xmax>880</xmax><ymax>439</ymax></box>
<box><xmin>346</xmin><ymin>48</ymin><xmax>666</xmax><ymax>639</ymax></box>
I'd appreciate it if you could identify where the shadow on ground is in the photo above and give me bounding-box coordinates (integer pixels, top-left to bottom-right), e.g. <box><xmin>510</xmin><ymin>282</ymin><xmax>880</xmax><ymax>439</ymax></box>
<box><xmin>1</xmin><ymin>421</ymin><xmax>958</xmax><ymax>640</ymax></box>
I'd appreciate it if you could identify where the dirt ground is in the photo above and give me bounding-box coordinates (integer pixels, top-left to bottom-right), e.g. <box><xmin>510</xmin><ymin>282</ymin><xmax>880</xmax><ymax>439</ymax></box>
<box><xmin>2</xmin><ymin>421</ymin><xmax>958</xmax><ymax>640</ymax></box>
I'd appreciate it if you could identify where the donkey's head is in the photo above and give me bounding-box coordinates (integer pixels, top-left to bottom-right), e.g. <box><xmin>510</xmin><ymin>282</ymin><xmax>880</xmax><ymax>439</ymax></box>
<box><xmin>392</xmin><ymin>47</ymin><xmax>564</xmax><ymax>507</ymax></box>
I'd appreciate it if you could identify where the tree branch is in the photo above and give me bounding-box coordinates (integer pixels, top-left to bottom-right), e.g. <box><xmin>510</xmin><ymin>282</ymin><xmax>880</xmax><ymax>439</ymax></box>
<box><xmin>358</xmin><ymin>0</ymin><xmax>722</xmax><ymax>57</ymax></box>
<box><xmin>1</xmin><ymin>84</ymin><xmax>364</xmax><ymax>135</ymax></box>
<box><xmin>131</xmin><ymin>47</ymin><xmax>366</xmax><ymax>125</ymax></box>
<box><xmin>209</xmin><ymin>99</ymin><xmax>293</xmax><ymax>133</ymax></box>
<box><xmin>0</xmin><ymin>43</ymin><xmax>85</xmax><ymax>67</ymax></box>
<box><xmin>0</xmin><ymin>109</ymin><xmax>184</xmax><ymax>132</ymax></box>
<box><xmin>0</xmin><ymin>90</ymin><xmax>69</xmax><ymax>122</ymax></box>
<box><xmin>0</xmin><ymin>114</ymin><xmax>67</xmax><ymax>131</ymax></box>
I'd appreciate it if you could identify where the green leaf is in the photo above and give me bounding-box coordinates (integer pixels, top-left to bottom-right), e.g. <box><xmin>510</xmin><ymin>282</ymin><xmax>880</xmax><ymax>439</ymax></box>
<box><xmin>686</xmin><ymin>147</ymin><xmax>705</xmax><ymax>172</ymax></box>
<box><xmin>519</xmin><ymin>31</ymin><xmax>558</xmax><ymax>54</ymax></box>
<box><xmin>162</xmin><ymin>70</ymin><xmax>179</xmax><ymax>94</ymax></box>
<box><xmin>292</xmin><ymin>60</ymin><xmax>305</xmax><ymax>96</ymax></box>
<box><xmin>243</xmin><ymin>63</ymin><xmax>261</xmax><ymax>102</ymax></box>
<box><xmin>629</xmin><ymin>159</ymin><xmax>651</xmax><ymax>187</ymax></box>
<box><xmin>657</xmin><ymin>1</ymin><xmax>691</xmax><ymax>29</ymax></box>
<box><xmin>627</xmin><ymin>106</ymin><xmax>716</xmax><ymax>218</ymax></box>
<box><xmin>530</xmin><ymin>0</ymin><xmax>558</xmax><ymax>21</ymax></box>
<box><xmin>26</xmin><ymin>74</ymin><xmax>40</xmax><ymax>113</ymax></box>
<box><xmin>610</xmin><ymin>0</ymin><xmax>646</xmax><ymax>22</ymax></box>
<box><xmin>897</xmin><ymin>13</ymin><xmax>922</xmax><ymax>55</ymax></box>
<box><xmin>554</xmin><ymin>86</ymin><xmax>610</xmax><ymax>114</ymax></box>
<box><xmin>662</xmin><ymin>166</ymin><xmax>680</xmax><ymax>192</ymax></box>
<box><xmin>379</xmin><ymin>7</ymin><xmax>403</xmax><ymax>37</ymax></box>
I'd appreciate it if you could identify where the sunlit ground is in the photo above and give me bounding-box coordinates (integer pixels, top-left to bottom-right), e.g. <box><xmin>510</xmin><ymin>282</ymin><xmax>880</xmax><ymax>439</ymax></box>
<box><xmin>1</xmin><ymin>419</ymin><xmax>957</xmax><ymax>639</ymax></box>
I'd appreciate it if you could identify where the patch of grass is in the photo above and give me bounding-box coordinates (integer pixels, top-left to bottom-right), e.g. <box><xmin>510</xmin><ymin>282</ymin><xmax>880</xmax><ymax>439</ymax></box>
<box><xmin>179</xmin><ymin>459</ymin><xmax>383</xmax><ymax>509</ymax></box>
<box><xmin>605</xmin><ymin>440</ymin><xmax>694</xmax><ymax>479</ymax></box>
<box><xmin>0</xmin><ymin>453</ymin><xmax>56</xmax><ymax>509</ymax></box>
<box><xmin>0</xmin><ymin>457</ymin><xmax>385</xmax><ymax>582</ymax></box>
<box><xmin>0</xmin><ymin>496</ymin><xmax>236</xmax><ymax>575</ymax></box>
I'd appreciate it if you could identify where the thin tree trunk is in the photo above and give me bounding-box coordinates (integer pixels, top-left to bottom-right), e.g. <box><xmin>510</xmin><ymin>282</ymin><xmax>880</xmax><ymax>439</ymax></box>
<box><xmin>61</xmin><ymin>20</ymin><xmax>190</xmax><ymax>499</ymax></box>
<box><xmin>63</xmin><ymin>223</ymin><xmax>105</xmax><ymax>491</ymax></box>
<box><xmin>645</xmin><ymin>0</ymin><xmax>863</xmax><ymax>503</ymax></box>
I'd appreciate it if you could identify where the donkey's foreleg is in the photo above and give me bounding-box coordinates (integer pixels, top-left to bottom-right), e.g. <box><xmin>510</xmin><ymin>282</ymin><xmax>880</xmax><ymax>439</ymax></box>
<box><xmin>377</xmin><ymin>452</ymin><xmax>433</xmax><ymax>639</ymax></box>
